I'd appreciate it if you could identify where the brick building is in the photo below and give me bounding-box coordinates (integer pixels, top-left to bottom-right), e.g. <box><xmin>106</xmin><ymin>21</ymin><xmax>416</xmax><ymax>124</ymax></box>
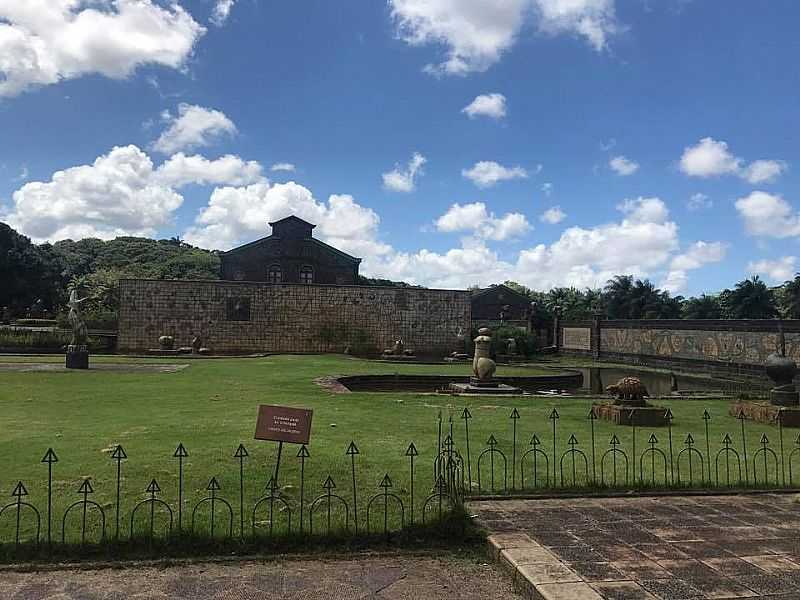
<box><xmin>219</xmin><ymin>215</ymin><xmax>361</xmax><ymax>284</ymax></box>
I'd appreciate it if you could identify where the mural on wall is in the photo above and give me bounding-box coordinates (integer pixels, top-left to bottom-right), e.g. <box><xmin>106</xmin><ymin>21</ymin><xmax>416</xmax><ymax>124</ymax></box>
<box><xmin>118</xmin><ymin>280</ymin><xmax>470</xmax><ymax>355</ymax></box>
<box><xmin>600</xmin><ymin>327</ymin><xmax>798</xmax><ymax>365</ymax></box>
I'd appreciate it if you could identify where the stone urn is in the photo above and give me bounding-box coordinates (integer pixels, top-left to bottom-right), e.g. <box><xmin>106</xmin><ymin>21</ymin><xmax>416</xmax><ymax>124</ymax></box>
<box><xmin>158</xmin><ymin>335</ymin><xmax>175</xmax><ymax>351</ymax></box>
<box><xmin>766</xmin><ymin>351</ymin><xmax>799</xmax><ymax>406</ymax></box>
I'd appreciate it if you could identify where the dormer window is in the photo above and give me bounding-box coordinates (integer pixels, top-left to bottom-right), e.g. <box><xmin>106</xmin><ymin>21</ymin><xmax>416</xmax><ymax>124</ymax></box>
<box><xmin>267</xmin><ymin>264</ymin><xmax>282</xmax><ymax>284</ymax></box>
<box><xmin>300</xmin><ymin>265</ymin><xmax>314</xmax><ymax>284</ymax></box>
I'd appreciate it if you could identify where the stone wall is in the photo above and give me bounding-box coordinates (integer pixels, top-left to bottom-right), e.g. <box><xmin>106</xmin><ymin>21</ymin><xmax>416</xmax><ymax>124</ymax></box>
<box><xmin>558</xmin><ymin>318</ymin><xmax>800</xmax><ymax>374</ymax></box>
<box><xmin>118</xmin><ymin>279</ymin><xmax>470</xmax><ymax>355</ymax></box>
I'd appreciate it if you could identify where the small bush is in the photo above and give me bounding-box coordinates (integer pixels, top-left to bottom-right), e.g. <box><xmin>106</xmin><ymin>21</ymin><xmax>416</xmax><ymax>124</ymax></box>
<box><xmin>12</xmin><ymin>319</ymin><xmax>58</xmax><ymax>327</ymax></box>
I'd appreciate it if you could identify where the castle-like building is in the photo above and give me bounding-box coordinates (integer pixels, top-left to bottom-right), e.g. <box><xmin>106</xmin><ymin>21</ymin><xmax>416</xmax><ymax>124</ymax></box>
<box><xmin>219</xmin><ymin>215</ymin><xmax>361</xmax><ymax>285</ymax></box>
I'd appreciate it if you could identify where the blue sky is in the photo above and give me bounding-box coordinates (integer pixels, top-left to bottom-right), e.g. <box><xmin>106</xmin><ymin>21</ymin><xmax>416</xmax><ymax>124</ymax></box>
<box><xmin>1</xmin><ymin>1</ymin><xmax>799</xmax><ymax>295</ymax></box>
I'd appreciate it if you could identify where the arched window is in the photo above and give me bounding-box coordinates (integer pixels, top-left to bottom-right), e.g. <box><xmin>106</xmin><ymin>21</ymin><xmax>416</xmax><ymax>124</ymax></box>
<box><xmin>300</xmin><ymin>265</ymin><xmax>314</xmax><ymax>284</ymax></box>
<box><xmin>267</xmin><ymin>264</ymin><xmax>282</xmax><ymax>284</ymax></box>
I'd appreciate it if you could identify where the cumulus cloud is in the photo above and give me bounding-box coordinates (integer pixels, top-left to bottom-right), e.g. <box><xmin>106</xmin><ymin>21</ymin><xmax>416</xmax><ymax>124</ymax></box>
<box><xmin>540</xmin><ymin>206</ymin><xmax>566</xmax><ymax>224</ymax></box>
<box><xmin>271</xmin><ymin>163</ymin><xmax>296</xmax><ymax>172</ymax></box>
<box><xmin>4</xmin><ymin>145</ymin><xmax>265</xmax><ymax>242</ymax></box>
<box><xmin>462</xmin><ymin>161</ymin><xmax>528</xmax><ymax>188</ymax></box>
<box><xmin>679</xmin><ymin>137</ymin><xmax>786</xmax><ymax>184</ymax></box>
<box><xmin>0</xmin><ymin>0</ymin><xmax>205</xmax><ymax>97</ymax></box>
<box><xmin>661</xmin><ymin>240</ymin><xmax>728</xmax><ymax>293</ymax></box>
<box><xmin>735</xmin><ymin>191</ymin><xmax>800</xmax><ymax>238</ymax></box>
<box><xmin>182</xmin><ymin>181</ymin><xmax>392</xmax><ymax>261</ymax></box>
<box><xmin>389</xmin><ymin>0</ymin><xmax>618</xmax><ymax>76</ymax></box>
<box><xmin>748</xmin><ymin>256</ymin><xmax>797</xmax><ymax>283</ymax></box>
<box><xmin>541</xmin><ymin>182</ymin><xmax>554</xmax><ymax>196</ymax></box>
<box><xmin>152</xmin><ymin>104</ymin><xmax>238</xmax><ymax>154</ymax></box>
<box><xmin>211</xmin><ymin>0</ymin><xmax>235</xmax><ymax>26</ymax></box>
<box><xmin>686</xmin><ymin>193</ymin><xmax>712</xmax><ymax>211</ymax></box>
<box><xmin>154</xmin><ymin>153</ymin><xmax>264</xmax><ymax>188</ymax></box>
<box><xmin>5</xmin><ymin>146</ymin><xmax>183</xmax><ymax>241</ymax></box>
<box><xmin>609</xmin><ymin>155</ymin><xmax>639</xmax><ymax>176</ymax></box>
<box><xmin>617</xmin><ymin>197</ymin><xmax>669</xmax><ymax>224</ymax></box>
<box><xmin>382</xmin><ymin>152</ymin><xmax>427</xmax><ymax>192</ymax></box>
<box><xmin>532</xmin><ymin>0</ymin><xmax>619</xmax><ymax>51</ymax></box>
<box><xmin>462</xmin><ymin>93</ymin><xmax>507</xmax><ymax>119</ymax></box>
<box><xmin>742</xmin><ymin>160</ymin><xmax>788</xmax><ymax>184</ymax></box>
<box><xmin>435</xmin><ymin>202</ymin><xmax>530</xmax><ymax>241</ymax></box>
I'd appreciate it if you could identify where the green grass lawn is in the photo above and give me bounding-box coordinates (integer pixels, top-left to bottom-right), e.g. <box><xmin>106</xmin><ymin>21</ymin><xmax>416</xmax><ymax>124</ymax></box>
<box><xmin>0</xmin><ymin>354</ymin><xmax>793</xmax><ymax>545</ymax></box>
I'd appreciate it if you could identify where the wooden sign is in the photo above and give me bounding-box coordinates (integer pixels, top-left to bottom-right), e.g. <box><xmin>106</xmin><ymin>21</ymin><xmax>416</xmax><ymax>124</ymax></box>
<box><xmin>254</xmin><ymin>405</ymin><xmax>313</xmax><ymax>445</ymax></box>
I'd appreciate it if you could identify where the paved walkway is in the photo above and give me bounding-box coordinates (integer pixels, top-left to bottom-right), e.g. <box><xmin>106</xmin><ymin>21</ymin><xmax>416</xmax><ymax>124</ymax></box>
<box><xmin>471</xmin><ymin>493</ymin><xmax>800</xmax><ymax>599</ymax></box>
<box><xmin>0</xmin><ymin>555</ymin><xmax>523</xmax><ymax>599</ymax></box>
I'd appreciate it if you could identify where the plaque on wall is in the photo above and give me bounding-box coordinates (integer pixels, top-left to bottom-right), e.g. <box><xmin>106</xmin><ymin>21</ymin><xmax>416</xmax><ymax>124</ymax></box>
<box><xmin>226</xmin><ymin>297</ymin><xmax>251</xmax><ymax>321</ymax></box>
<box><xmin>563</xmin><ymin>327</ymin><xmax>591</xmax><ymax>350</ymax></box>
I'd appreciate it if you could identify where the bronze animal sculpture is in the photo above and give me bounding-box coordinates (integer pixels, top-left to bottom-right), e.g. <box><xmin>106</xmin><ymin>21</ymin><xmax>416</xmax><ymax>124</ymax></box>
<box><xmin>606</xmin><ymin>377</ymin><xmax>649</xmax><ymax>406</ymax></box>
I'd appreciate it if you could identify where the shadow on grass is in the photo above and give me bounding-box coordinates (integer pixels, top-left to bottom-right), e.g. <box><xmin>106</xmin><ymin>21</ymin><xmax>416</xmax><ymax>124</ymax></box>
<box><xmin>0</xmin><ymin>510</ymin><xmax>479</xmax><ymax>566</ymax></box>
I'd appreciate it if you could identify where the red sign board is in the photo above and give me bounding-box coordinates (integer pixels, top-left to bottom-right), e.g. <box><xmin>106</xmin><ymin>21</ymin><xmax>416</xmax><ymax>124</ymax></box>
<box><xmin>254</xmin><ymin>405</ymin><xmax>313</xmax><ymax>445</ymax></box>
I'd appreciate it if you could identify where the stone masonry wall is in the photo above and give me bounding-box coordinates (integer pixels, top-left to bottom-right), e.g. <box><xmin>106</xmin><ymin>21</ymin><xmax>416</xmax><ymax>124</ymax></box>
<box><xmin>558</xmin><ymin>318</ymin><xmax>800</xmax><ymax>374</ymax></box>
<box><xmin>118</xmin><ymin>279</ymin><xmax>471</xmax><ymax>355</ymax></box>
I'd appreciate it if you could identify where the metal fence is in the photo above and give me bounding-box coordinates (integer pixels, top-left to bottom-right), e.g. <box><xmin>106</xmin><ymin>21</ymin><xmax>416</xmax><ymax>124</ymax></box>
<box><xmin>449</xmin><ymin>406</ymin><xmax>798</xmax><ymax>495</ymax></box>
<box><xmin>0</xmin><ymin>438</ymin><xmax>464</xmax><ymax>551</ymax></box>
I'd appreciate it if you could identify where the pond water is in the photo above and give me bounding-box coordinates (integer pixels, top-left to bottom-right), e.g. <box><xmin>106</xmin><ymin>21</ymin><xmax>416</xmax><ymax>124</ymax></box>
<box><xmin>575</xmin><ymin>366</ymin><xmax>730</xmax><ymax>397</ymax></box>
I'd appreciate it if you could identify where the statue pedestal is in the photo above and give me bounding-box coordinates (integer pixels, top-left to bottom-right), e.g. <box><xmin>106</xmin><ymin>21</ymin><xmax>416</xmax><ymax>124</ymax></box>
<box><xmin>66</xmin><ymin>345</ymin><xmax>89</xmax><ymax>370</ymax></box>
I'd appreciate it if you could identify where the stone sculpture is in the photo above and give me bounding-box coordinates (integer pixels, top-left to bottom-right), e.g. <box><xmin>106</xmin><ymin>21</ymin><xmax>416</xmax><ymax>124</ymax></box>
<box><xmin>506</xmin><ymin>337</ymin><xmax>518</xmax><ymax>356</ymax></box>
<box><xmin>65</xmin><ymin>288</ymin><xmax>90</xmax><ymax>369</ymax></box>
<box><xmin>158</xmin><ymin>335</ymin><xmax>175</xmax><ymax>351</ymax></box>
<box><xmin>473</xmin><ymin>328</ymin><xmax>496</xmax><ymax>382</ymax></box>
<box><xmin>605</xmin><ymin>377</ymin><xmax>649</xmax><ymax>406</ymax></box>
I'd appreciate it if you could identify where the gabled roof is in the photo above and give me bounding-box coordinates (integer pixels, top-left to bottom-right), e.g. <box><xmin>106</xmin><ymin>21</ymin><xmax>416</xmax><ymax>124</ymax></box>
<box><xmin>471</xmin><ymin>284</ymin><xmax>532</xmax><ymax>304</ymax></box>
<box><xmin>221</xmin><ymin>234</ymin><xmax>361</xmax><ymax>263</ymax></box>
<box><xmin>268</xmin><ymin>215</ymin><xmax>316</xmax><ymax>229</ymax></box>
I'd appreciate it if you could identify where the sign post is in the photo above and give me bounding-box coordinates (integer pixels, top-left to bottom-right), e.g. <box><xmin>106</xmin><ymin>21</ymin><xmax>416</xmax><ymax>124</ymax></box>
<box><xmin>255</xmin><ymin>405</ymin><xmax>313</xmax><ymax>487</ymax></box>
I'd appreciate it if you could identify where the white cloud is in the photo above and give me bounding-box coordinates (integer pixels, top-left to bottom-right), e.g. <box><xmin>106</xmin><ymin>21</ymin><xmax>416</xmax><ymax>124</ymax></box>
<box><xmin>152</xmin><ymin>104</ymin><xmax>238</xmax><ymax>154</ymax></box>
<box><xmin>211</xmin><ymin>0</ymin><xmax>236</xmax><ymax>26</ymax></box>
<box><xmin>742</xmin><ymin>160</ymin><xmax>788</xmax><ymax>185</ymax></box>
<box><xmin>662</xmin><ymin>240</ymin><xmax>728</xmax><ymax>293</ymax></box>
<box><xmin>14</xmin><ymin>166</ymin><xmax>29</xmax><ymax>182</ymax></box>
<box><xmin>680</xmin><ymin>137</ymin><xmax>787</xmax><ymax>184</ymax></box>
<box><xmin>540</xmin><ymin>206</ymin><xmax>566</xmax><ymax>224</ymax></box>
<box><xmin>0</xmin><ymin>0</ymin><xmax>205</xmax><ymax>97</ymax></box>
<box><xmin>609</xmin><ymin>155</ymin><xmax>639</xmax><ymax>176</ymax></box>
<box><xmin>541</xmin><ymin>182</ymin><xmax>554</xmax><ymax>196</ymax></box>
<box><xmin>4</xmin><ymin>145</ymin><xmax>266</xmax><ymax>242</ymax></box>
<box><xmin>271</xmin><ymin>163</ymin><xmax>296</xmax><ymax>173</ymax></box>
<box><xmin>686</xmin><ymin>193</ymin><xmax>712</xmax><ymax>211</ymax></box>
<box><xmin>435</xmin><ymin>202</ymin><xmax>530</xmax><ymax>241</ymax></box>
<box><xmin>182</xmin><ymin>181</ymin><xmax>391</xmax><ymax>260</ymax></box>
<box><xmin>617</xmin><ymin>197</ymin><xmax>669</xmax><ymax>224</ymax></box>
<box><xmin>513</xmin><ymin>198</ymin><xmax>678</xmax><ymax>290</ymax></box>
<box><xmin>389</xmin><ymin>0</ymin><xmax>618</xmax><ymax>76</ymax></box>
<box><xmin>5</xmin><ymin>145</ymin><xmax>183</xmax><ymax>241</ymax></box>
<box><xmin>748</xmin><ymin>256</ymin><xmax>797</xmax><ymax>283</ymax></box>
<box><xmin>462</xmin><ymin>93</ymin><xmax>507</xmax><ymax>119</ymax></box>
<box><xmin>532</xmin><ymin>0</ymin><xmax>619</xmax><ymax>51</ymax></box>
<box><xmin>735</xmin><ymin>191</ymin><xmax>800</xmax><ymax>238</ymax></box>
<box><xmin>462</xmin><ymin>161</ymin><xmax>528</xmax><ymax>188</ymax></box>
<box><xmin>154</xmin><ymin>153</ymin><xmax>264</xmax><ymax>188</ymax></box>
<box><xmin>382</xmin><ymin>152</ymin><xmax>427</xmax><ymax>192</ymax></box>
<box><xmin>679</xmin><ymin>138</ymin><xmax>742</xmax><ymax>178</ymax></box>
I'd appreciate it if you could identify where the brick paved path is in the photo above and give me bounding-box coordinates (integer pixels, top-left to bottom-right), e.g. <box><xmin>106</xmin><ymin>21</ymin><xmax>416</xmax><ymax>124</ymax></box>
<box><xmin>0</xmin><ymin>555</ymin><xmax>523</xmax><ymax>599</ymax></box>
<box><xmin>472</xmin><ymin>493</ymin><xmax>800</xmax><ymax>599</ymax></box>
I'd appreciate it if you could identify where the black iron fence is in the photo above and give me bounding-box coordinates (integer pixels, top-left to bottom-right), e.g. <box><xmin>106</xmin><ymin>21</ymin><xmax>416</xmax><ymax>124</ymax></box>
<box><xmin>0</xmin><ymin>438</ymin><xmax>464</xmax><ymax>552</ymax></box>
<box><xmin>453</xmin><ymin>406</ymin><xmax>799</xmax><ymax>495</ymax></box>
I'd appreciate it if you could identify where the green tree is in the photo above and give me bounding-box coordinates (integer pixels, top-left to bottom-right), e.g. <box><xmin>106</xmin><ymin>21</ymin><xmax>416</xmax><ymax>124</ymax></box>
<box><xmin>723</xmin><ymin>276</ymin><xmax>778</xmax><ymax>319</ymax></box>
<box><xmin>682</xmin><ymin>294</ymin><xmax>724</xmax><ymax>319</ymax></box>
<box><xmin>778</xmin><ymin>274</ymin><xmax>800</xmax><ymax>318</ymax></box>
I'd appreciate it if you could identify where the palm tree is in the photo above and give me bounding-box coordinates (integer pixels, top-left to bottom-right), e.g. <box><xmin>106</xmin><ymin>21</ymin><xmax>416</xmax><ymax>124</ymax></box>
<box><xmin>724</xmin><ymin>276</ymin><xmax>778</xmax><ymax>319</ymax></box>
<box><xmin>779</xmin><ymin>274</ymin><xmax>800</xmax><ymax>318</ymax></box>
<box><xmin>682</xmin><ymin>294</ymin><xmax>724</xmax><ymax>319</ymax></box>
<box><xmin>604</xmin><ymin>275</ymin><xmax>635</xmax><ymax>319</ymax></box>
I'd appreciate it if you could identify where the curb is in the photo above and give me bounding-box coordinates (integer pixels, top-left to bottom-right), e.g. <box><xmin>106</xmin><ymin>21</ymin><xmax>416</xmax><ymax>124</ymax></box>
<box><xmin>487</xmin><ymin>533</ymin><xmax>603</xmax><ymax>599</ymax></box>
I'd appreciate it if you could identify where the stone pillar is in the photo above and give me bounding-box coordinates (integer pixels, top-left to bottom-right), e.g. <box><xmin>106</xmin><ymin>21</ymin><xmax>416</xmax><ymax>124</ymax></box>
<box><xmin>553</xmin><ymin>306</ymin><xmax>562</xmax><ymax>352</ymax></box>
<box><xmin>591</xmin><ymin>307</ymin><xmax>604</xmax><ymax>360</ymax></box>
